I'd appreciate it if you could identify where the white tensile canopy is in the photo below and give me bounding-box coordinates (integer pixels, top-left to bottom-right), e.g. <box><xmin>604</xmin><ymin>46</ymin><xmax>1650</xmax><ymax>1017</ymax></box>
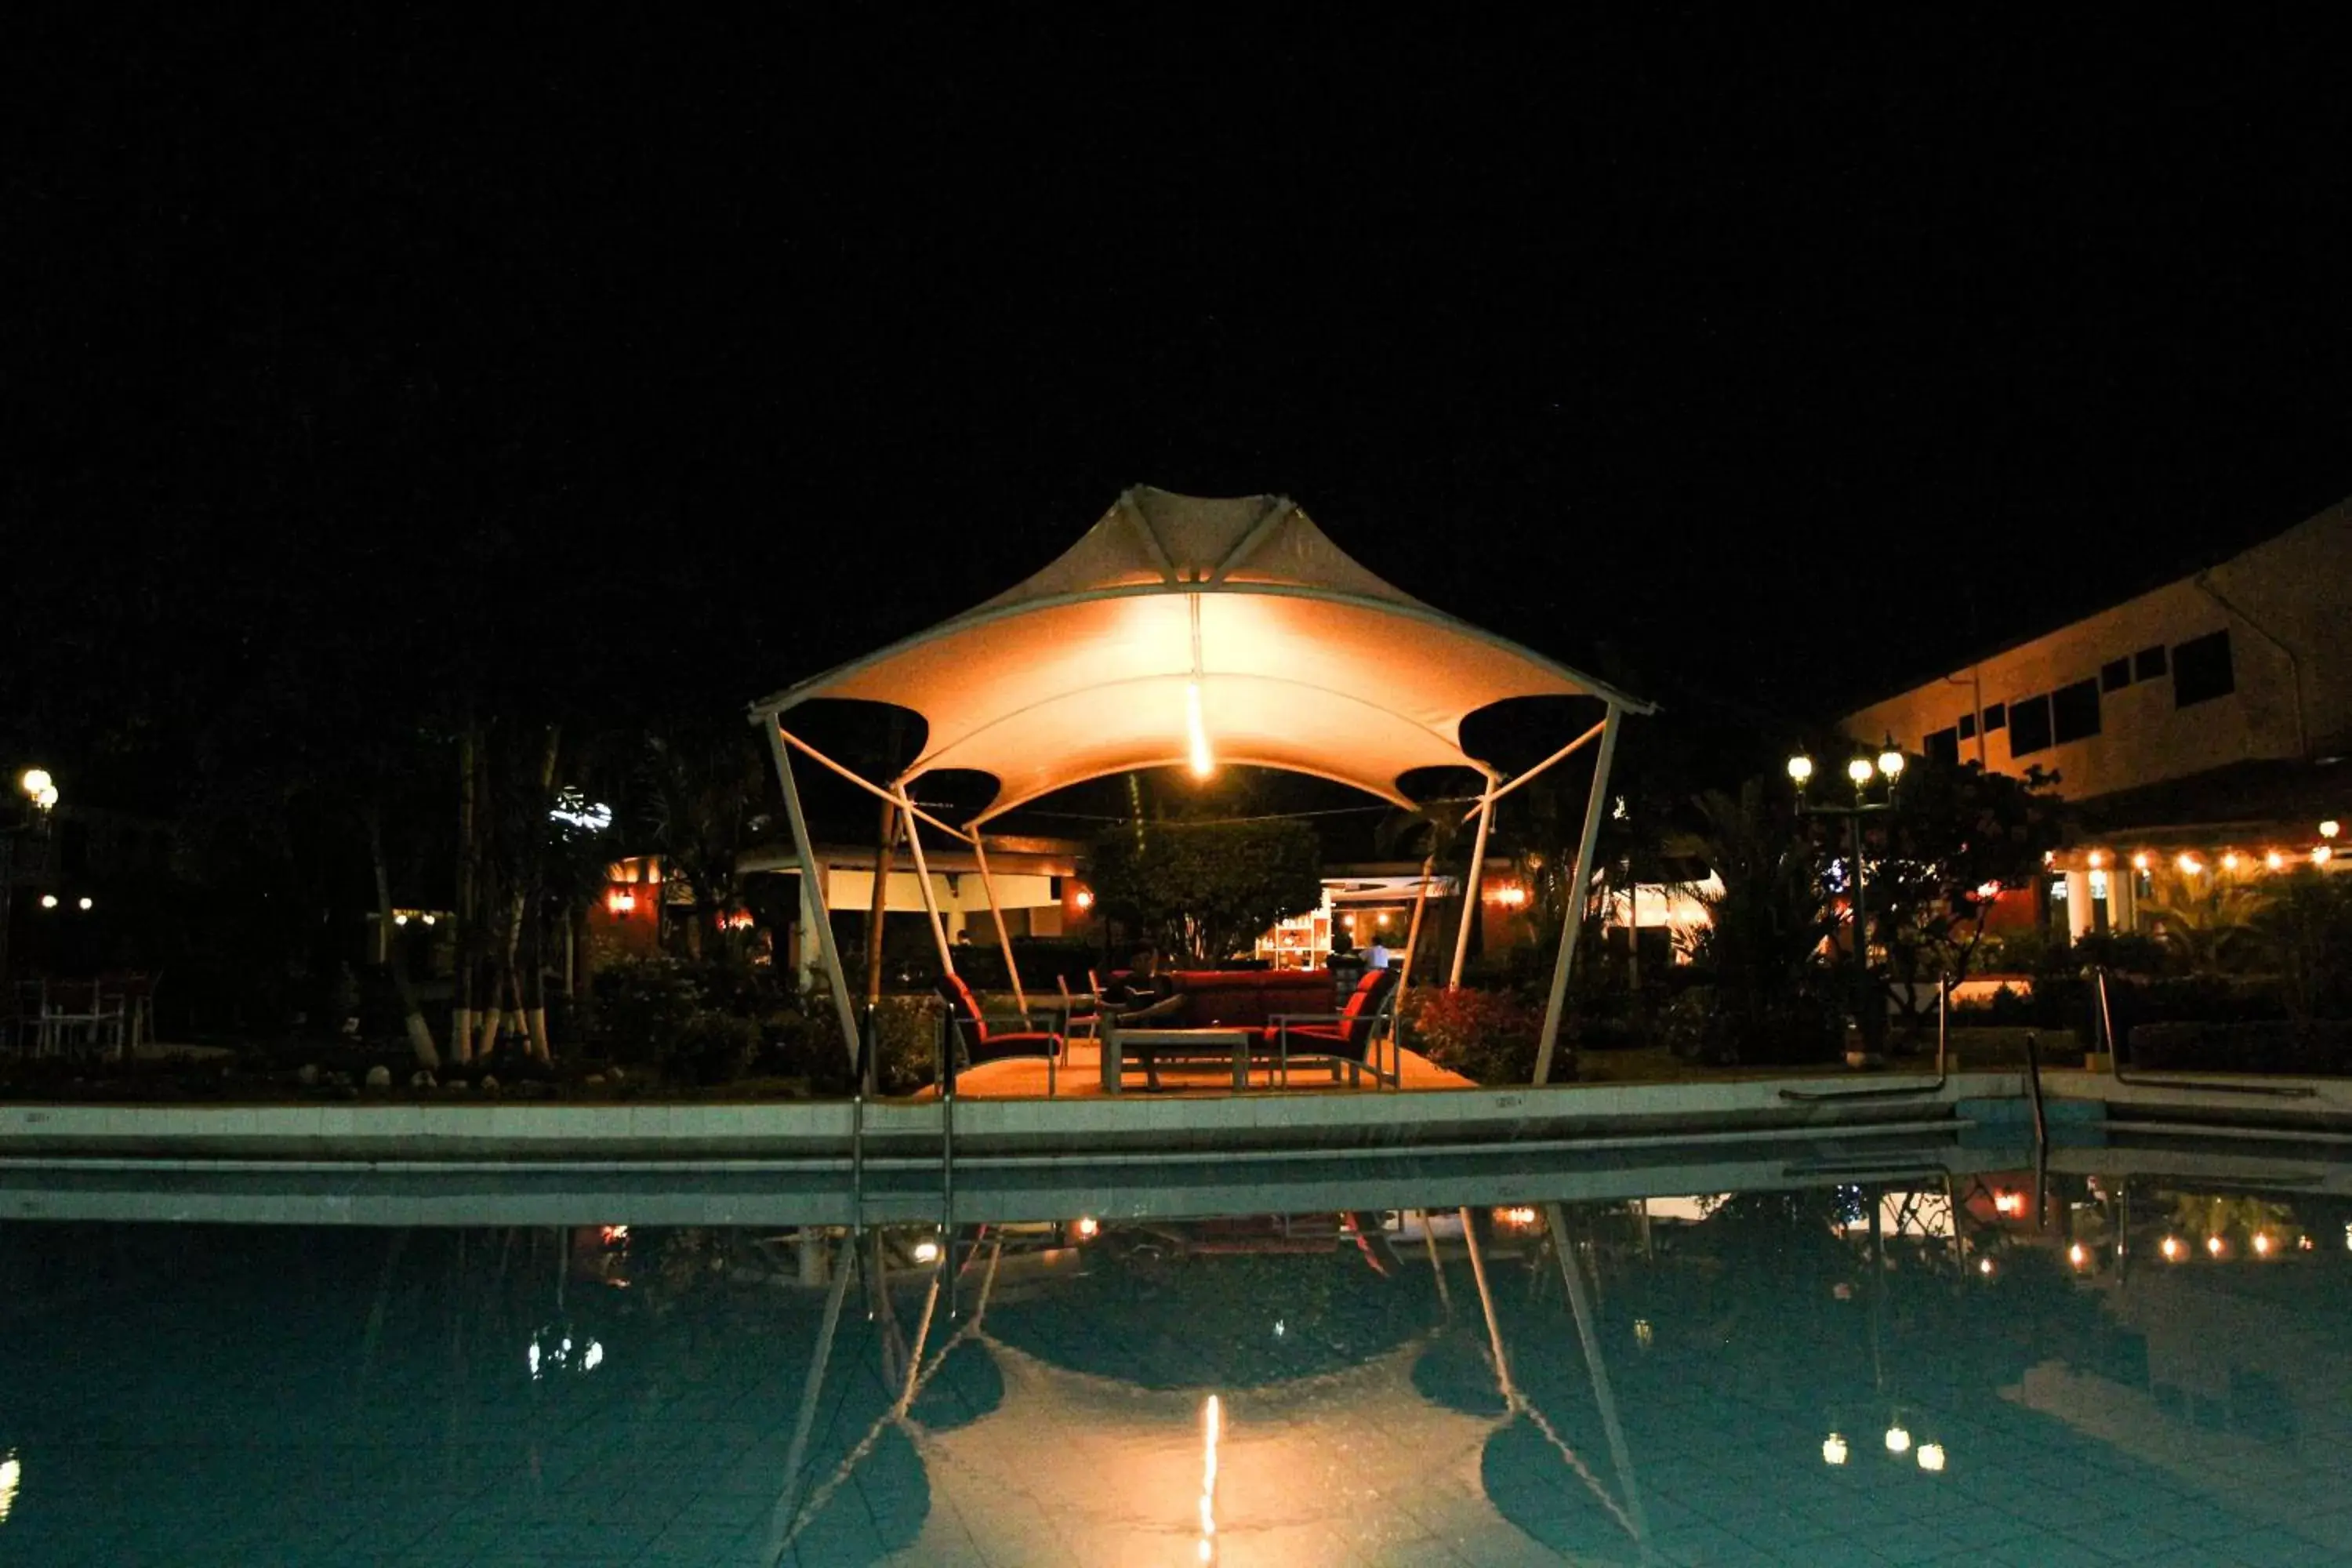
<box><xmin>750</xmin><ymin>487</ymin><xmax>1652</xmax><ymax>1082</ymax></box>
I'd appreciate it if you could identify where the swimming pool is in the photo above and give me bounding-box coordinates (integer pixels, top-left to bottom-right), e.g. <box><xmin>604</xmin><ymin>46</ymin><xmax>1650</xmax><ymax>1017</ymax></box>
<box><xmin>2</xmin><ymin>1149</ymin><xmax>2347</xmax><ymax>1564</ymax></box>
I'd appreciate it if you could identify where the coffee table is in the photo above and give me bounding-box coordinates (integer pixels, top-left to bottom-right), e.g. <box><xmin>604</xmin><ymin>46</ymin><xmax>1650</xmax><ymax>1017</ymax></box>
<box><xmin>1100</xmin><ymin>1025</ymin><xmax>1256</xmax><ymax>1093</ymax></box>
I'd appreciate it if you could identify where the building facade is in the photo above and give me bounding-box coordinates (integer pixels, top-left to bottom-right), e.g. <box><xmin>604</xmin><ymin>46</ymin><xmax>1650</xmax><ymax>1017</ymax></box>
<box><xmin>1842</xmin><ymin>496</ymin><xmax>2351</xmax><ymax>938</ymax></box>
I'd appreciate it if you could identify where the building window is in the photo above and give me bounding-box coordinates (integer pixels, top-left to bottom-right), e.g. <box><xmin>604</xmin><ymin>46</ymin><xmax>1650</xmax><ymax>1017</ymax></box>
<box><xmin>1924</xmin><ymin>728</ymin><xmax>1960</xmax><ymax>766</ymax></box>
<box><xmin>2172</xmin><ymin>629</ymin><xmax>2234</xmax><ymax>707</ymax></box>
<box><xmin>1982</xmin><ymin>702</ymin><xmax>2006</xmax><ymax>732</ymax></box>
<box><xmin>2100</xmin><ymin>658</ymin><xmax>2131</xmax><ymax>693</ymax></box>
<box><xmin>2132</xmin><ymin>644</ymin><xmax>2166</xmax><ymax>682</ymax></box>
<box><xmin>1958</xmin><ymin>712</ymin><xmax>1976</xmax><ymax>740</ymax></box>
<box><xmin>2009</xmin><ymin>694</ymin><xmax>2053</xmax><ymax>757</ymax></box>
<box><xmin>2052</xmin><ymin>678</ymin><xmax>2102</xmax><ymax>744</ymax></box>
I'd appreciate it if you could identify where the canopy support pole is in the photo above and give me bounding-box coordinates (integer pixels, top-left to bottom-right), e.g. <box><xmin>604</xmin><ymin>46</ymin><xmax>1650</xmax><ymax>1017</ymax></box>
<box><xmin>1464</xmin><ymin>717</ymin><xmax>1608</xmax><ymax>822</ymax></box>
<box><xmin>768</xmin><ymin>721</ymin><xmax>974</xmax><ymax>844</ymax></box>
<box><xmin>971</xmin><ymin>835</ymin><xmax>1029</xmax><ymax>1023</ymax></box>
<box><xmin>895</xmin><ymin>789</ymin><xmax>958</xmax><ymax>979</ymax></box>
<box><xmin>760</xmin><ymin>718</ymin><xmax>859</xmax><ymax>1069</ymax></box>
<box><xmin>1396</xmin><ymin>853</ymin><xmax>1436</xmax><ymax>993</ymax></box>
<box><xmin>1447</xmin><ymin>780</ymin><xmax>1498</xmax><ymax>989</ymax></box>
<box><xmin>1533</xmin><ymin>704</ymin><xmax>1623</xmax><ymax>1086</ymax></box>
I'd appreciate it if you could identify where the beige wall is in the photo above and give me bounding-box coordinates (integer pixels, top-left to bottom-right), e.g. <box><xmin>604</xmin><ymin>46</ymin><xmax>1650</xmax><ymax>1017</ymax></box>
<box><xmin>1843</xmin><ymin>499</ymin><xmax>2352</xmax><ymax>801</ymax></box>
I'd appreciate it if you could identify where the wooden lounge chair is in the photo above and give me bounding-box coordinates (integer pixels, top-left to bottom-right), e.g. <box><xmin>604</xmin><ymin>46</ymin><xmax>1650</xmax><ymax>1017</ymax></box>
<box><xmin>1267</xmin><ymin>968</ymin><xmax>1403</xmax><ymax>1088</ymax></box>
<box><xmin>936</xmin><ymin>974</ymin><xmax>1067</xmax><ymax>1094</ymax></box>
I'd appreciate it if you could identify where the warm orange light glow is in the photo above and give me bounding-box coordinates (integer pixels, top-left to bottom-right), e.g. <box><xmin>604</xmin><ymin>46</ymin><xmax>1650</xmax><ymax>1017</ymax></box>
<box><xmin>2175</xmin><ymin>854</ymin><xmax>2202</xmax><ymax>877</ymax></box>
<box><xmin>607</xmin><ymin>887</ymin><xmax>638</xmax><ymax>915</ymax></box>
<box><xmin>2316</xmin><ymin>846</ymin><xmax>2335</xmax><ymax>866</ymax></box>
<box><xmin>1992</xmin><ymin>1191</ymin><xmax>2024</xmax><ymax>1216</ymax></box>
<box><xmin>2132</xmin><ymin>852</ymin><xmax>2152</xmax><ymax>872</ymax></box>
<box><xmin>2322</xmin><ymin>819</ymin><xmax>2341</xmax><ymax>840</ymax></box>
<box><xmin>2252</xmin><ymin>1232</ymin><xmax>2273</xmax><ymax>1256</ymax></box>
<box><xmin>2086</xmin><ymin>850</ymin><xmax>2106</xmax><ymax>869</ymax></box>
<box><xmin>1977</xmin><ymin>1257</ymin><xmax>1995</xmax><ymax>1277</ymax></box>
<box><xmin>1491</xmin><ymin>885</ymin><xmax>1528</xmax><ymax>908</ymax></box>
<box><xmin>2206</xmin><ymin>1235</ymin><xmax>2225</xmax><ymax>1258</ymax></box>
<box><xmin>1073</xmin><ymin>889</ymin><xmax>1094</xmax><ymax>911</ymax></box>
<box><xmin>1497</xmin><ymin>1206</ymin><xmax>1538</xmax><ymax>1227</ymax></box>
<box><xmin>2067</xmin><ymin>1243</ymin><xmax>2087</xmax><ymax>1268</ymax></box>
<box><xmin>2267</xmin><ymin>851</ymin><xmax>2287</xmax><ymax>871</ymax></box>
<box><xmin>1074</xmin><ymin>1216</ymin><xmax>1099</xmax><ymax>1240</ymax></box>
<box><xmin>2221</xmin><ymin>852</ymin><xmax>2241</xmax><ymax>872</ymax></box>
<box><xmin>2160</xmin><ymin>1236</ymin><xmax>2184</xmax><ymax>1261</ymax></box>
<box><xmin>1185</xmin><ymin>680</ymin><xmax>1214</xmax><ymax>779</ymax></box>
<box><xmin>601</xmin><ymin>1225</ymin><xmax>630</xmax><ymax>1245</ymax></box>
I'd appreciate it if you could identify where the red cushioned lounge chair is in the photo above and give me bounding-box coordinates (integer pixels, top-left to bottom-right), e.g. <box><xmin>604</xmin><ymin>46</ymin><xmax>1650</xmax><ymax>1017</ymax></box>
<box><xmin>936</xmin><ymin>973</ymin><xmax>1067</xmax><ymax>1094</ymax></box>
<box><xmin>1267</xmin><ymin>968</ymin><xmax>1403</xmax><ymax>1089</ymax></box>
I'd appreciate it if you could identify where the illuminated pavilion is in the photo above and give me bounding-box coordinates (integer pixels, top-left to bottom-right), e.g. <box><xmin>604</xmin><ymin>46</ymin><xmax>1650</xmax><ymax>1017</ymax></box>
<box><xmin>750</xmin><ymin>486</ymin><xmax>1653</xmax><ymax>1087</ymax></box>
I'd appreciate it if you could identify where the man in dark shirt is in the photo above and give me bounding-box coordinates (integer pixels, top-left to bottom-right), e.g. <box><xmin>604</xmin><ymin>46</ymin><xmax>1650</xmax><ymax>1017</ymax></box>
<box><xmin>1109</xmin><ymin>946</ymin><xmax>1186</xmax><ymax>1025</ymax></box>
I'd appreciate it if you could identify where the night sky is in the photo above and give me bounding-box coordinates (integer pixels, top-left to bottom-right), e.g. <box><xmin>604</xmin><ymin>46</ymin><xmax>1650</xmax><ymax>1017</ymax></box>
<box><xmin>8</xmin><ymin>15</ymin><xmax>2348</xmax><ymax>814</ymax></box>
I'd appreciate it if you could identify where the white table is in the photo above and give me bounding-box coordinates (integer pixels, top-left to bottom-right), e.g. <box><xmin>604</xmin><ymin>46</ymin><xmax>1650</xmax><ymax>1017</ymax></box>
<box><xmin>1100</xmin><ymin>1025</ymin><xmax>1256</xmax><ymax>1094</ymax></box>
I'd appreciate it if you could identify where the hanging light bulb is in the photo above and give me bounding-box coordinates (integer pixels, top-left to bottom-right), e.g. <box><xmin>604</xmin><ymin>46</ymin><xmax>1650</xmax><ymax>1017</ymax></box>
<box><xmin>1185</xmin><ymin>681</ymin><xmax>1214</xmax><ymax>779</ymax></box>
<box><xmin>1184</xmin><ymin>592</ymin><xmax>1214</xmax><ymax>780</ymax></box>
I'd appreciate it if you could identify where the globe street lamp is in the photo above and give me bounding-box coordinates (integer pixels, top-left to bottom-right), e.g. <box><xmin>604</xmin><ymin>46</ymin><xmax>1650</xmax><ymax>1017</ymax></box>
<box><xmin>2</xmin><ymin>768</ymin><xmax>60</xmax><ymax>993</ymax></box>
<box><xmin>1788</xmin><ymin>740</ymin><xmax>1905</xmax><ymax>1063</ymax></box>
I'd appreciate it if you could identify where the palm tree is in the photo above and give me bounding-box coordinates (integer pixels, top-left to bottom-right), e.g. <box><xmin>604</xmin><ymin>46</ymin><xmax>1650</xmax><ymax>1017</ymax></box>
<box><xmin>2145</xmin><ymin>873</ymin><xmax>2261</xmax><ymax>977</ymax></box>
<box><xmin>636</xmin><ymin>724</ymin><xmax>766</xmax><ymax>963</ymax></box>
<box><xmin>1683</xmin><ymin>781</ymin><xmax>1837</xmax><ymax>1061</ymax></box>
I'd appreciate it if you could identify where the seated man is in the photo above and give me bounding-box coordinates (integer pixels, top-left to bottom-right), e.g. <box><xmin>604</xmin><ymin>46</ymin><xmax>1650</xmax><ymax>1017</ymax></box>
<box><xmin>1105</xmin><ymin>946</ymin><xmax>1188</xmax><ymax>1025</ymax></box>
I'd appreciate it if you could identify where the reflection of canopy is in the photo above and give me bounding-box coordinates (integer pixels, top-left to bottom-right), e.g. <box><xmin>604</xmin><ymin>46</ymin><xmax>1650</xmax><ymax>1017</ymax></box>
<box><xmin>754</xmin><ymin>486</ymin><xmax>1652</xmax><ymax>821</ymax></box>
<box><xmin>892</xmin><ymin>1336</ymin><xmax>1562</xmax><ymax>1566</ymax></box>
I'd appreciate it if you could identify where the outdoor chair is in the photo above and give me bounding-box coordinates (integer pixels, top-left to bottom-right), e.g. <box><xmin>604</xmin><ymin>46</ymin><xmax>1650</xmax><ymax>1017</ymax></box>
<box><xmin>935</xmin><ymin>975</ymin><xmax>1067</xmax><ymax>1095</ymax></box>
<box><xmin>1266</xmin><ymin>968</ymin><xmax>1403</xmax><ymax>1089</ymax></box>
<box><xmin>1054</xmin><ymin>974</ymin><xmax>1101</xmax><ymax>1044</ymax></box>
<box><xmin>96</xmin><ymin>971</ymin><xmax>158</xmax><ymax>1054</ymax></box>
<box><xmin>27</xmin><ymin>980</ymin><xmax>125</xmax><ymax>1060</ymax></box>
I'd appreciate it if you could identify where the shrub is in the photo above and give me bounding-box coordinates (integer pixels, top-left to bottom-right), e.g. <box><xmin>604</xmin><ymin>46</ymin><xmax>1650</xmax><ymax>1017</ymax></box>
<box><xmin>582</xmin><ymin>956</ymin><xmax>706</xmax><ymax>1069</ymax></box>
<box><xmin>1401</xmin><ymin>985</ymin><xmax>1556</xmax><ymax>1084</ymax></box>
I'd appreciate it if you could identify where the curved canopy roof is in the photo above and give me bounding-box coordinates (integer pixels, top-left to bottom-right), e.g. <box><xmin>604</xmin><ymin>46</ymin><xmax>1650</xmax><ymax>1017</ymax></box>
<box><xmin>755</xmin><ymin>487</ymin><xmax>1652</xmax><ymax>824</ymax></box>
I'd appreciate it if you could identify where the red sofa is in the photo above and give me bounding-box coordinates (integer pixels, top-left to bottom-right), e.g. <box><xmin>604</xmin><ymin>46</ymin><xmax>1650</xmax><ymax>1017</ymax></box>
<box><xmin>1162</xmin><ymin>968</ymin><xmax>1338</xmax><ymax>1028</ymax></box>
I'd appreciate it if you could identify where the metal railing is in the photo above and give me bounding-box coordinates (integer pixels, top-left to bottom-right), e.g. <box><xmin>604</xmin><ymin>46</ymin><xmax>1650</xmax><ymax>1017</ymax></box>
<box><xmin>1778</xmin><ymin>974</ymin><xmax>1951</xmax><ymax>1102</ymax></box>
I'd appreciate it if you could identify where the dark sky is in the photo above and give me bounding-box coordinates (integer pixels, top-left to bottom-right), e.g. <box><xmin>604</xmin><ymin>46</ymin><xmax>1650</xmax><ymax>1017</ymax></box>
<box><xmin>7</xmin><ymin>15</ymin><xmax>2348</xmax><ymax>808</ymax></box>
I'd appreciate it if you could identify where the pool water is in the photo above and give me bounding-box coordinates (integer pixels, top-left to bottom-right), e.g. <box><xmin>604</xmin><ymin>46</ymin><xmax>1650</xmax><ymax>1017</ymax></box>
<box><xmin>3</xmin><ymin>1166</ymin><xmax>2350</xmax><ymax>1565</ymax></box>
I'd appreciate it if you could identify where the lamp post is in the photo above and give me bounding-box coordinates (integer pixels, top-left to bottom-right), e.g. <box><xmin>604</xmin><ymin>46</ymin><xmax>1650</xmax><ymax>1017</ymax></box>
<box><xmin>1789</xmin><ymin>742</ymin><xmax>1905</xmax><ymax>1065</ymax></box>
<box><xmin>2</xmin><ymin>768</ymin><xmax>60</xmax><ymax>994</ymax></box>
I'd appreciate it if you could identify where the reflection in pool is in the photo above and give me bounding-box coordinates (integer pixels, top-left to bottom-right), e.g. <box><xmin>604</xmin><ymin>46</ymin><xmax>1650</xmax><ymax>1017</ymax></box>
<box><xmin>2</xmin><ymin>1168</ymin><xmax>2350</xmax><ymax>1564</ymax></box>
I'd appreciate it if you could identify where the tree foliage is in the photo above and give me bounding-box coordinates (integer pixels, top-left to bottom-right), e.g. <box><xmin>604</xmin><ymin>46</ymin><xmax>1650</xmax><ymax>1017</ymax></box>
<box><xmin>1846</xmin><ymin>757</ymin><xmax>2065</xmax><ymax>1000</ymax></box>
<box><xmin>1087</xmin><ymin>818</ymin><xmax>1323</xmax><ymax>964</ymax></box>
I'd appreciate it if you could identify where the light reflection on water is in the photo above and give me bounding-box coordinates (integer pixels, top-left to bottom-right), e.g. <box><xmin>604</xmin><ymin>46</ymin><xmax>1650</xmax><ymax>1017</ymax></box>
<box><xmin>0</xmin><ymin>1171</ymin><xmax>2349</xmax><ymax>1565</ymax></box>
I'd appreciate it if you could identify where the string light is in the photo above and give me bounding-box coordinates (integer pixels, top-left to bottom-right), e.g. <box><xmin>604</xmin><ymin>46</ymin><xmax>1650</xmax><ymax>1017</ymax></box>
<box><xmin>1821</xmin><ymin>1433</ymin><xmax>1848</xmax><ymax>1465</ymax></box>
